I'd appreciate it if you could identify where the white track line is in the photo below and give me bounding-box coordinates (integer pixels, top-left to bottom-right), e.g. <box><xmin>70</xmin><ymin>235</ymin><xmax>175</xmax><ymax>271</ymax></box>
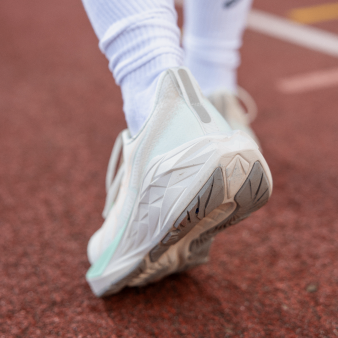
<box><xmin>277</xmin><ymin>67</ymin><xmax>338</xmax><ymax>93</ymax></box>
<box><xmin>247</xmin><ymin>10</ymin><xmax>338</xmax><ymax>58</ymax></box>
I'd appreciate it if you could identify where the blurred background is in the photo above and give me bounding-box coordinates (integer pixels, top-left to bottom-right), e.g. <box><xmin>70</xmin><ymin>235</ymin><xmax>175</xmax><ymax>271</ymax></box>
<box><xmin>1</xmin><ymin>0</ymin><xmax>338</xmax><ymax>336</ymax></box>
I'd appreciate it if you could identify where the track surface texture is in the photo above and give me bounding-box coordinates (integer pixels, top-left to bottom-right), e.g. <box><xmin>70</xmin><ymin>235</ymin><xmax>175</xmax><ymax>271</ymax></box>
<box><xmin>1</xmin><ymin>0</ymin><xmax>338</xmax><ymax>337</ymax></box>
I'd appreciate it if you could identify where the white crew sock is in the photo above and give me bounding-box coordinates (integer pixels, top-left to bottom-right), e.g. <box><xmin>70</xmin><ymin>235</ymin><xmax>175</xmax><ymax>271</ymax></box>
<box><xmin>183</xmin><ymin>0</ymin><xmax>253</xmax><ymax>95</ymax></box>
<box><xmin>82</xmin><ymin>0</ymin><xmax>184</xmax><ymax>136</ymax></box>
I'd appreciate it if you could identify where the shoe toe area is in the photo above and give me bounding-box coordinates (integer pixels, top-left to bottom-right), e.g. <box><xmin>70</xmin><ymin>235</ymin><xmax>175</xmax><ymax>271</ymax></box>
<box><xmin>87</xmin><ymin>228</ymin><xmax>103</xmax><ymax>265</ymax></box>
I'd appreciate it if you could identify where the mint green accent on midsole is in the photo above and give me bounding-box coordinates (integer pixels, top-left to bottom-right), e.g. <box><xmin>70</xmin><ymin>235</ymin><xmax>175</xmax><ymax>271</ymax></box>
<box><xmin>86</xmin><ymin>223</ymin><xmax>126</xmax><ymax>279</ymax></box>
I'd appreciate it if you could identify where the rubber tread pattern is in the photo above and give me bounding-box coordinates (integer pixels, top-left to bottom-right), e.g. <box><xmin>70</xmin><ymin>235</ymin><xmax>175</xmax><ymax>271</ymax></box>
<box><xmin>189</xmin><ymin>161</ymin><xmax>270</xmax><ymax>257</ymax></box>
<box><xmin>101</xmin><ymin>161</ymin><xmax>270</xmax><ymax>297</ymax></box>
<box><xmin>149</xmin><ymin>167</ymin><xmax>224</xmax><ymax>262</ymax></box>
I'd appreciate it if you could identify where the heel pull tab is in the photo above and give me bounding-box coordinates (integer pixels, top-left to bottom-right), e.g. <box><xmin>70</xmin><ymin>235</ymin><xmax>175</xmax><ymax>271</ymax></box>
<box><xmin>169</xmin><ymin>68</ymin><xmax>211</xmax><ymax>124</ymax></box>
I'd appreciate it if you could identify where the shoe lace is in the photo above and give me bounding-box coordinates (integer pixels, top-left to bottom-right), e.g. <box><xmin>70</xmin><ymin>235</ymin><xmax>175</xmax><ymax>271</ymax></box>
<box><xmin>237</xmin><ymin>86</ymin><xmax>258</xmax><ymax>123</ymax></box>
<box><xmin>102</xmin><ymin>132</ymin><xmax>125</xmax><ymax>218</ymax></box>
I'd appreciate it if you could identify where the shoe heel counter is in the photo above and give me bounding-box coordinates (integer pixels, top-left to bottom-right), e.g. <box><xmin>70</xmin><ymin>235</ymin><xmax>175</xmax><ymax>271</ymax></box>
<box><xmin>168</xmin><ymin>67</ymin><xmax>233</xmax><ymax>135</ymax></box>
<box><xmin>140</xmin><ymin>69</ymin><xmax>206</xmax><ymax>164</ymax></box>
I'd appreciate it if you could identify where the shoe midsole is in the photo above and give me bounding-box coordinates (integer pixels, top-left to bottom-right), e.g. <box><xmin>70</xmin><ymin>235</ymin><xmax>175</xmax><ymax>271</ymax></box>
<box><xmin>87</xmin><ymin>132</ymin><xmax>272</xmax><ymax>296</ymax></box>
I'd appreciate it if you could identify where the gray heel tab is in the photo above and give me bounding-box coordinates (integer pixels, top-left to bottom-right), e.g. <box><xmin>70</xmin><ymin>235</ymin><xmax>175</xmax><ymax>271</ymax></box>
<box><xmin>168</xmin><ymin>68</ymin><xmax>211</xmax><ymax>124</ymax></box>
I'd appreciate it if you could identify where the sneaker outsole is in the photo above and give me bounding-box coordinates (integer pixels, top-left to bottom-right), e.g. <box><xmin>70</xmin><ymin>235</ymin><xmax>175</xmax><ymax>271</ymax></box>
<box><xmin>101</xmin><ymin>160</ymin><xmax>270</xmax><ymax>297</ymax></box>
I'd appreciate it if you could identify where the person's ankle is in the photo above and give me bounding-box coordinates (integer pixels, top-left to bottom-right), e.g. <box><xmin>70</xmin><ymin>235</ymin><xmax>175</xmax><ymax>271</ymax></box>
<box><xmin>120</xmin><ymin>55</ymin><xmax>183</xmax><ymax>136</ymax></box>
<box><xmin>184</xmin><ymin>56</ymin><xmax>238</xmax><ymax>96</ymax></box>
<box><xmin>122</xmin><ymin>75</ymin><xmax>159</xmax><ymax>136</ymax></box>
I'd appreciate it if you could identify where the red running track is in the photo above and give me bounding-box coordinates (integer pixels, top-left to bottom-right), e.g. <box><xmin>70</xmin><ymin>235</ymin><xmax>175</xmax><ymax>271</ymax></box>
<box><xmin>1</xmin><ymin>1</ymin><xmax>338</xmax><ymax>337</ymax></box>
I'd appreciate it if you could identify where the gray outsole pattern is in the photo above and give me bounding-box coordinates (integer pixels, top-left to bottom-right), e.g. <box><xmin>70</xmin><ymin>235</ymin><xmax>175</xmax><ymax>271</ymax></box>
<box><xmin>188</xmin><ymin>161</ymin><xmax>270</xmax><ymax>260</ymax></box>
<box><xmin>149</xmin><ymin>167</ymin><xmax>224</xmax><ymax>262</ymax></box>
<box><xmin>101</xmin><ymin>161</ymin><xmax>270</xmax><ymax>297</ymax></box>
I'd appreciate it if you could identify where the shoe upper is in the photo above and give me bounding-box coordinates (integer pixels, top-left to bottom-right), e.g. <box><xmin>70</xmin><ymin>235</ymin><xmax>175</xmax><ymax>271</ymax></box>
<box><xmin>87</xmin><ymin>67</ymin><xmax>237</xmax><ymax>278</ymax></box>
<box><xmin>208</xmin><ymin>89</ymin><xmax>261</xmax><ymax>147</ymax></box>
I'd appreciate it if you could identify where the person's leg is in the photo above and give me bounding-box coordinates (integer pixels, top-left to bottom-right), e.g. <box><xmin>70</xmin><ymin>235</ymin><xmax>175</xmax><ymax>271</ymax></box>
<box><xmin>82</xmin><ymin>0</ymin><xmax>184</xmax><ymax>136</ymax></box>
<box><xmin>183</xmin><ymin>0</ymin><xmax>253</xmax><ymax>95</ymax></box>
<box><xmin>81</xmin><ymin>0</ymin><xmax>272</xmax><ymax>297</ymax></box>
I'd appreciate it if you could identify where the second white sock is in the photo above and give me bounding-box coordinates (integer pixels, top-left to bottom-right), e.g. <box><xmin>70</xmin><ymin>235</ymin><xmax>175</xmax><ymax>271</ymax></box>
<box><xmin>183</xmin><ymin>0</ymin><xmax>253</xmax><ymax>95</ymax></box>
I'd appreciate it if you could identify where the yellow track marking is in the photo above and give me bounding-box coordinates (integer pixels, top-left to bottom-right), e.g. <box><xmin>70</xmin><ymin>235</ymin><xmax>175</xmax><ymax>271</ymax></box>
<box><xmin>288</xmin><ymin>3</ymin><xmax>338</xmax><ymax>24</ymax></box>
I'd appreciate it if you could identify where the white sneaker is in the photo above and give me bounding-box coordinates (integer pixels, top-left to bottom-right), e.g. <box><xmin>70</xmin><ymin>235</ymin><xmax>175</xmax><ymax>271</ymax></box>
<box><xmin>208</xmin><ymin>88</ymin><xmax>261</xmax><ymax>148</ymax></box>
<box><xmin>86</xmin><ymin>67</ymin><xmax>272</xmax><ymax>297</ymax></box>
